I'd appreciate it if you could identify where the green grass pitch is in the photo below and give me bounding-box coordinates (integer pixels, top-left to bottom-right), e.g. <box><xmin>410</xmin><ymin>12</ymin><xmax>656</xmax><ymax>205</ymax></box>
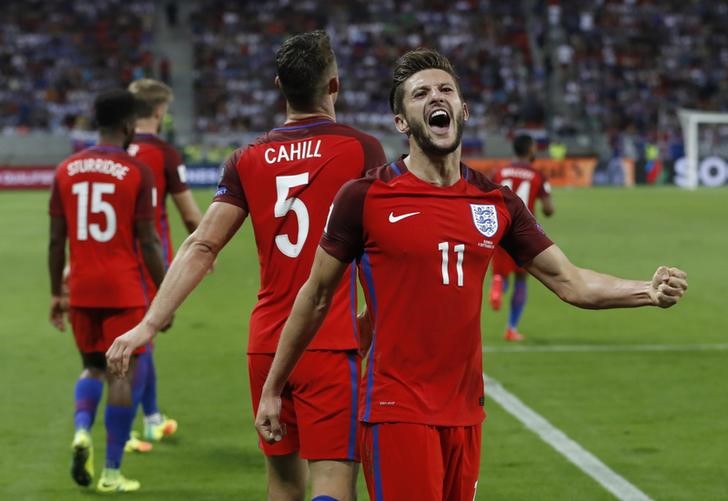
<box><xmin>1</xmin><ymin>186</ymin><xmax>726</xmax><ymax>500</ymax></box>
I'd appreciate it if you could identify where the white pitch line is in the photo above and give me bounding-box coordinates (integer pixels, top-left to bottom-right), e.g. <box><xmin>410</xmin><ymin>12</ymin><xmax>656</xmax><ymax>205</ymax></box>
<box><xmin>485</xmin><ymin>375</ymin><xmax>652</xmax><ymax>501</ymax></box>
<box><xmin>483</xmin><ymin>343</ymin><xmax>728</xmax><ymax>354</ymax></box>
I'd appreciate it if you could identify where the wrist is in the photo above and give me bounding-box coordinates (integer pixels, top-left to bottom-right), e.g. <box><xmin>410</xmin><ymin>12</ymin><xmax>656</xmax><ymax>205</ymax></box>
<box><xmin>261</xmin><ymin>381</ymin><xmax>282</xmax><ymax>398</ymax></box>
<box><xmin>142</xmin><ymin>316</ymin><xmax>164</xmax><ymax>332</ymax></box>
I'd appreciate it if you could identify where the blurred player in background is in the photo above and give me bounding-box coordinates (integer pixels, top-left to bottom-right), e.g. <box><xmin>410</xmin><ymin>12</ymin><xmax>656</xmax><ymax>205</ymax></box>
<box><xmin>489</xmin><ymin>134</ymin><xmax>555</xmax><ymax>341</ymax></box>
<box><xmin>106</xmin><ymin>30</ymin><xmax>386</xmax><ymax>501</ymax></box>
<box><xmin>253</xmin><ymin>48</ymin><xmax>687</xmax><ymax>501</ymax></box>
<box><xmin>122</xmin><ymin>79</ymin><xmax>205</xmax><ymax>452</ymax></box>
<box><xmin>48</xmin><ymin>89</ymin><xmax>166</xmax><ymax>492</ymax></box>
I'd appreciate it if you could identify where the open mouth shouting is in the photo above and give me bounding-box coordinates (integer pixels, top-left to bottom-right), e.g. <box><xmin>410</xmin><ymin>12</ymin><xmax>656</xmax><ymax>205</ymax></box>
<box><xmin>427</xmin><ymin>108</ymin><xmax>451</xmax><ymax>135</ymax></box>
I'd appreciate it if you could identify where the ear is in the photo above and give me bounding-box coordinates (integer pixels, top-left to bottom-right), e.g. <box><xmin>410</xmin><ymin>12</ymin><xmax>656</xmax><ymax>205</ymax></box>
<box><xmin>274</xmin><ymin>76</ymin><xmax>281</xmax><ymax>89</ymax></box>
<box><xmin>327</xmin><ymin>76</ymin><xmax>339</xmax><ymax>95</ymax></box>
<box><xmin>462</xmin><ymin>102</ymin><xmax>470</xmax><ymax>122</ymax></box>
<box><xmin>394</xmin><ymin>113</ymin><xmax>409</xmax><ymax>135</ymax></box>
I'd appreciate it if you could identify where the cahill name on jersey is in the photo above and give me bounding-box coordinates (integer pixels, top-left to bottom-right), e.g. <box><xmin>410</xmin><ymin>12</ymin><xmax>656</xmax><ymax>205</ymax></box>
<box><xmin>321</xmin><ymin>160</ymin><xmax>553</xmax><ymax>426</ymax></box>
<box><xmin>214</xmin><ymin>117</ymin><xmax>386</xmax><ymax>354</ymax></box>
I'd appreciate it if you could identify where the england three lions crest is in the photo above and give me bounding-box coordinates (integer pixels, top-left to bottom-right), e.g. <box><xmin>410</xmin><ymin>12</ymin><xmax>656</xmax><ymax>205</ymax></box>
<box><xmin>470</xmin><ymin>204</ymin><xmax>498</xmax><ymax>237</ymax></box>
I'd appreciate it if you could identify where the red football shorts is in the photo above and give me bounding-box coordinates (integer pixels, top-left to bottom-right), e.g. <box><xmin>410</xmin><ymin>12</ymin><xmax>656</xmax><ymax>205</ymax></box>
<box><xmin>69</xmin><ymin>307</ymin><xmax>146</xmax><ymax>355</ymax></box>
<box><xmin>492</xmin><ymin>246</ymin><xmax>523</xmax><ymax>276</ymax></box>
<box><xmin>248</xmin><ymin>350</ymin><xmax>361</xmax><ymax>461</ymax></box>
<box><xmin>361</xmin><ymin>422</ymin><xmax>482</xmax><ymax>501</ymax></box>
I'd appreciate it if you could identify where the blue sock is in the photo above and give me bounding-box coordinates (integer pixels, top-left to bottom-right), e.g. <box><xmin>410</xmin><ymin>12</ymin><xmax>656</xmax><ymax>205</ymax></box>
<box><xmin>141</xmin><ymin>346</ymin><xmax>159</xmax><ymax>417</ymax></box>
<box><xmin>74</xmin><ymin>377</ymin><xmax>103</xmax><ymax>431</ymax></box>
<box><xmin>131</xmin><ymin>351</ymin><xmax>149</xmax><ymax>413</ymax></box>
<box><xmin>105</xmin><ymin>405</ymin><xmax>135</xmax><ymax>469</ymax></box>
<box><xmin>312</xmin><ymin>497</ymin><xmax>340</xmax><ymax>501</ymax></box>
<box><xmin>508</xmin><ymin>279</ymin><xmax>527</xmax><ymax>329</ymax></box>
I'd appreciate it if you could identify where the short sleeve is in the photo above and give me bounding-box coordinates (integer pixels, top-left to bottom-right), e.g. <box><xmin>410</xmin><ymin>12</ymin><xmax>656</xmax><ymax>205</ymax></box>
<box><xmin>213</xmin><ymin>149</ymin><xmax>248</xmax><ymax>211</ymax></box>
<box><xmin>49</xmin><ymin>176</ymin><xmax>64</xmax><ymax>216</ymax></box>
<box><xmin>164</xmin><ymin>145</ymin><xmax>189</xmax><ymax>194</ymax></box>
<box><xmin>135</xmin><ymin>164</ymin><xmax>155</xmax><ymax>219</ymax></box>
<box><xmin>499</xmin><ymin>188</ymin><xmax>553</xmax><ymax>265</ymax></box>
<box><xmin>319</xmin><ymin>178</ymin><xmax>372</xmax><ymax>262</ymax></box>
<box><xmin>360</xmin><ymin>134</ymin><xmax>387</xmax><ymax>175</ymax></box>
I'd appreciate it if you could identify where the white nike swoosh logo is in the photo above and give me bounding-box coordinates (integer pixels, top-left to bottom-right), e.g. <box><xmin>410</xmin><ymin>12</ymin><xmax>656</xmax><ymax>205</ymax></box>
<box><xmin>388</xmin><ymin>211</ymin><xmax>421</xmax><ymax>223</ymax></box>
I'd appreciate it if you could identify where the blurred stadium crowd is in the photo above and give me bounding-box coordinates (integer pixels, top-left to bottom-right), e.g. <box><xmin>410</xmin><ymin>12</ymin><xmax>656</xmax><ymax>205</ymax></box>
<box><xmin>1</xmin><ymin>0</ymin><xmax>727</xmax><ymax>155</ymax></box>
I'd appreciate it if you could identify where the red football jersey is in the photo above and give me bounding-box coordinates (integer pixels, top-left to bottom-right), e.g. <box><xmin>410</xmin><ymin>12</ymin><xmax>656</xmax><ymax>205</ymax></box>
<box><xmin>492</xmin><ymin>161</ymin><xmax>550</xmax><ymax>214</ymax></box>
<box><xmin>320</xmin><ymin>159</ymin><xmax>553</xmax><ymax>426</ymax></box>
<box><xmin>128</xmin><ymin>133</ymin><xmax>189</xmax><ymax>267</ymax></box>
<box><xmin>49</xmin><ymin>145</ymin><xmax>156</xmax><ymax>308</ymax></box>
<box><xmin>214</xmin><ymin>117</ymin><xmax>386</xmax><ymax>353</ymax></box>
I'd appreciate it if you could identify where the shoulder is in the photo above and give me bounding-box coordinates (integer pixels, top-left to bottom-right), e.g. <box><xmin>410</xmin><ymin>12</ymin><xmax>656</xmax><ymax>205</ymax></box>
<box><xmin>463</xmin><ymin>165</ymin><xmax>504</xmax><ymax>194</ymax></box>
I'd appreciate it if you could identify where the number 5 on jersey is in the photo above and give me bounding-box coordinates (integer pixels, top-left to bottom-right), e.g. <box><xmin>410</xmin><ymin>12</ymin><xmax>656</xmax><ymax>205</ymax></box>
<box><xmin>274</xmin><ymin>174</ymin><xmax>310</xmax><ymax>258</ymax></box>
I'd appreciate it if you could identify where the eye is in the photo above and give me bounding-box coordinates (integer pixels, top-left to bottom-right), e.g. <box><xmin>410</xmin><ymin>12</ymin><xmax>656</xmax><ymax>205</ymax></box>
<box><xmin>441</xmin><ymin>86</ymin><xmax>454</xmax><ymax>93</ymax></box>
<box><xmin>413</xmin><ymin>90</ymin><xmax>426</xmax><ymax>99</ymax></box>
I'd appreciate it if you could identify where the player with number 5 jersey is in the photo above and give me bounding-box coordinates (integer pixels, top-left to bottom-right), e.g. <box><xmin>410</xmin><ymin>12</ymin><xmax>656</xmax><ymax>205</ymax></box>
<box><xmin>105</xmin><ymin>31</ymin><xmax>386</xmax><ymax>501</ymax></box>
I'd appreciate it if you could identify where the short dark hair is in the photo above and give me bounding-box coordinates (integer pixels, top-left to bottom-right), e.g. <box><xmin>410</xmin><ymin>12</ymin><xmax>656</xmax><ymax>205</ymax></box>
<box><xmin>390</xmin><ymin>48</ymin><xmax>460</xmax><ymax>114</ymax></box>
<box><xmin>275</xmin><ymin>30</ymin><xmax>336</xmax><ymax>111</ymax></box>
<box><xmin>513</xmin><ymin>134</ymin><xmax>534</xmax><ymax>157</ymax></box>
<box><xmin>94</xmin><ymin>89</ymin><xmax>137</xmax><ymax>130</ymax></box>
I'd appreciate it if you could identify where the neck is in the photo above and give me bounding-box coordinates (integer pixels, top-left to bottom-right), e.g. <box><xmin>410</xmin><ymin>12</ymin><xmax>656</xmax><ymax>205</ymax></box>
<box><xmin>135</xmin><ymin>118</ymin><xmax>159</xmax><ymax>135</ymax></box>
<box><xmin>404</xmin><ymin>140</ymin><xmax>462</xmax><ymax>187</ymax></box>
<box><xmin>285</xmin><ymin>100</ymin><xmax>335</xmax><ymax>124</ymax></box>
<box><xmin>97</xmin><ymin>133</ymin><xmax>126</xmax><ymax>149</ymax></box>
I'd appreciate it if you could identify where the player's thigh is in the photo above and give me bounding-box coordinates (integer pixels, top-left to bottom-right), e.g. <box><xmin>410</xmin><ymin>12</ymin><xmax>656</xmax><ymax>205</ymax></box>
<box><xmin>441</xmin><ymin>424</ymin><xmax>482</xmax><ymax>501</ymax></box>
<box><xmin>101</xmin><ymin>307</ymin><xmax>147</xmax><ymax>354</ymax></box>
<box><xmin>360</xmin><ymin>422</ymin><xmax>443</xmax><ymax>501</ymax></box>
<box><xmin>309</xmin><ymin>459</ymin><xmax>358</xmax><ymax>501</ymax></box>
<box><xmin>69</xmin><ymin>307</ymin><xmax>103</xmax><ymax>354</ymax></box>
<box><xmin>247</xmin><ymin>353</ymin><xmax>300</xmax><ymax>456</ymax></box>
<box><xmin>290</xmin><ymin>350</ymin><xmax>360</xmax><ymax>462</ymax></box>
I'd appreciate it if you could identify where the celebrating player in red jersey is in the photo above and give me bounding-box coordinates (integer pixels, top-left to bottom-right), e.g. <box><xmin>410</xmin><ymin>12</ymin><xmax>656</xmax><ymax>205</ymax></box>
<box><xmin>106</xmin><ymin>31</ymin><xmax>385</xmax><ymax>500</ymax></box>
<box><xmin>252</xmin><ymin>49</ymin><xmax>687</xmax><ymax>501</ymax></box>
<box><xmin>124</xmin><ymin>79</ymin><xmax>205</xmax><ymax>451</ymax></box>
<box><xmin>48</xmin><ymin>90</ymin><xmax>165</xmax><ymax>492</ymax></box>
<box><xmin>489</xmin><ymin>134</ymin><xmax>555</xmax><ymax>341</ymax></box>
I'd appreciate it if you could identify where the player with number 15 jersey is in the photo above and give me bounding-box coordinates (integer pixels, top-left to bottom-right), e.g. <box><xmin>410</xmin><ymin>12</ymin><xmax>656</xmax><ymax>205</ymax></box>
<box><xmin>50</xmin><ymin>145</ymin><xmax>156</xmax><ymax>309</ymax></box>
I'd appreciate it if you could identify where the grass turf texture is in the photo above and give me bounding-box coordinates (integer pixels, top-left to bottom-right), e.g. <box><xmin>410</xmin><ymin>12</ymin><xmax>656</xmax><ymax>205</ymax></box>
<box><xmin>0</xmin><ymin>187</ymin><xmax>726</xmax><ymax>499</ymax></box>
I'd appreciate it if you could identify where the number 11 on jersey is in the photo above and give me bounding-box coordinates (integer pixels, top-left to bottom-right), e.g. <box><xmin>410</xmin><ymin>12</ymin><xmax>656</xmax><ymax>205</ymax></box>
<box><xmin>438</xmin><ymin>242</ymin><xmax>465</xmax><ymax>286</ymax></box>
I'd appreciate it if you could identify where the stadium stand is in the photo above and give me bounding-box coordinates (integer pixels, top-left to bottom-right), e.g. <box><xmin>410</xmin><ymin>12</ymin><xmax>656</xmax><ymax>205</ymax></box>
<box><xmin>0</xmin><ymin>0</ymin><xmax>156</xmax><ymax>131</ymax></box>
<box><xmin>2</xmin><ymin>0</ymin><xmax>728</xmax><ymax>162</ymax></box>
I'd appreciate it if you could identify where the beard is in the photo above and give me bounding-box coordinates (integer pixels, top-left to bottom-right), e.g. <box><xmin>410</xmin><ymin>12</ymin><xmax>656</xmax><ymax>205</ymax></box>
<box><xmin>408</xmin><ymin>110</ymin><xmax>465</xmax><ymax>156</ymax></box>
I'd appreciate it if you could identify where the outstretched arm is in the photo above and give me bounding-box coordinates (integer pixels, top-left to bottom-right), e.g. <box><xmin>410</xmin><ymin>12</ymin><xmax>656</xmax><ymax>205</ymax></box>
<box><xmin>106</xmin><ymin>201</ymin><xmax>246</xmax><ymax>375</ymax></box>
<box><xmin>526</xmin><ymin>245</ymin><xmax>687</xmax><ymax>309</ymax></box>
<box><xmin>255</xmin><ymin>247</ymin><xmax>349</xmax><ymax>443</ymax></box>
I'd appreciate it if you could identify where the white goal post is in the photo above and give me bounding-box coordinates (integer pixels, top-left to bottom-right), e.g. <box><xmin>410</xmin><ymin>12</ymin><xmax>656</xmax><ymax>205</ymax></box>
<box><xmin>677</xmin><ymin>109</ymin><xmax>728</xmax><ymax>189</ymax></box>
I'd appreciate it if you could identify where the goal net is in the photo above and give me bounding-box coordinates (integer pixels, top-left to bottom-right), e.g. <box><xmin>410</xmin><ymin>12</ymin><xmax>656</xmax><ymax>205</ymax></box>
<box><xmin>676</xmin><ymin>109</ymin><xmax>728</xmax><ymax>188</ymax></box>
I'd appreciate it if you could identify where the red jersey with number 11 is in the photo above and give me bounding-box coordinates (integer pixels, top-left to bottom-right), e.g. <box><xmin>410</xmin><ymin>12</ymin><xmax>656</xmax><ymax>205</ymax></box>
<box><xmin>214</xmin><ymin>117</ymin><xmax>386</xmax><ymax>353</ymax></box>
<box><xmin>49</xmin><ymin>145</ymin><xmax>155</xmax><ymax>308</ymax></box>
<box><xmin>321</xmin><ymin>159</ymin><xmax>553</xmax><ymax>426</ymax></box>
